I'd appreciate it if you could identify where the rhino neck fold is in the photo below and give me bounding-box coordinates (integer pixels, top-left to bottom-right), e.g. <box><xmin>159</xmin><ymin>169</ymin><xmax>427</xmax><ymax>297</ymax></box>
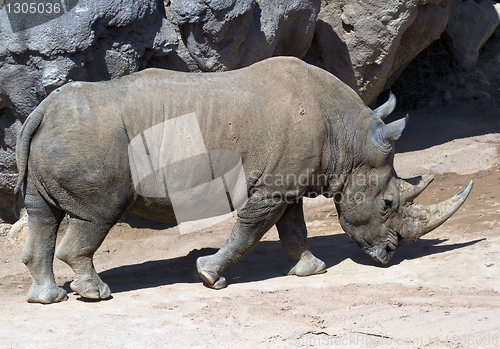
<box><xmin>320</xmin><ymin>105</ymin><xmax>358</xmax><ymax>198</ymax></box>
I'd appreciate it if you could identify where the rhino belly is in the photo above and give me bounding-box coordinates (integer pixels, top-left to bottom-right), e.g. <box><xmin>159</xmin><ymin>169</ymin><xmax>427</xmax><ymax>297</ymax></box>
<box><xmin>127</xmin><ymin>154</ymin><xmax>247</xmax><ymax>224</ymax></box>
<box><xmin>127</xmin><ymin>196</ymin><xmax>177</xmax><ymax>223</ymax></box>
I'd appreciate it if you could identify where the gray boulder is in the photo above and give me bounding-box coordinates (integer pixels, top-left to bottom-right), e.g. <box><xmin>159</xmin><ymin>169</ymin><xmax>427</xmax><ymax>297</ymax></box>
<box><xmin>444</xmin><ymin>0</ymin><xmax>500</xmax><ymax>70</ymax></box>
<box><xmin>0</xmin><ymin>0</ymin><xmax>178</xmax><ymax>114</ymax></box>
<box><xmin>304</xmin><ymin>0</ymin><xmax>460</xmax><ymax>105</ymax></box>
<box><xmin>170</xmin><ymin>0</ymin><xmax>321</xmax><ymax>71</ymax></box>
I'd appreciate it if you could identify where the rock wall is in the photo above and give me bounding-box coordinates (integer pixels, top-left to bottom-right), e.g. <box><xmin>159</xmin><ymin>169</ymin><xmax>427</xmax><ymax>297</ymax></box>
<box><xmin>171</xmin><ymin>0</ymin><xmax>321</xmax><ymax>71</ymax></box>
<box><xmin>304</xmin><ymin>0</ymin><xmax>460</xmax><ymax>105</ymax></box>
<box><xmin>444</xmin><ymin>0</ymin><xmax>500</xmax><ymax>70</ymax></box>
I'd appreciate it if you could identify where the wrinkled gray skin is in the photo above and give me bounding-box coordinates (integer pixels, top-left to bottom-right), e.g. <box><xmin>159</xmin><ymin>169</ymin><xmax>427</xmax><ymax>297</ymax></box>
<box><xmin>15</xmin><ymin>57</ymin><xmax>472</xmax><ymax>304</ymax></box>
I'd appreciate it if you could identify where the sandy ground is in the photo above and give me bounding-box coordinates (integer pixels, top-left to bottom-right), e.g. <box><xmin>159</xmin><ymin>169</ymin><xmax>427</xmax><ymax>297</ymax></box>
<box><xmin>0</xmin><ymin>100</ymin><xmax>499</xmax><ymax>348</ymax></box>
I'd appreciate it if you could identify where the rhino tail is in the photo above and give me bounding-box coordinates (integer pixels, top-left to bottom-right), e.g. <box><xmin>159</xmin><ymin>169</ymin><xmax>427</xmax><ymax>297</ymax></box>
<box><xmin>13</xmin><ymin>109</ymin><xmax>45</xmax><ymax>217</ymax></box>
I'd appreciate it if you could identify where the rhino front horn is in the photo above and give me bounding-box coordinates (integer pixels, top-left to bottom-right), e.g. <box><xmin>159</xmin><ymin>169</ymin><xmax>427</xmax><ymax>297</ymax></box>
<box><xmin>398</xmin><ymin>180</ymin><xmax>473</xmax><ymax>241</ymax></box>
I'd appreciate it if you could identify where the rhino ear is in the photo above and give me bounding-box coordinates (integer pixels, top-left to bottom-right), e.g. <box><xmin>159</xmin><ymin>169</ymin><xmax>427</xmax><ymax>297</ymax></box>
<box><xmin>372</xmin><ymin>115</ymin><xmax>409</xmax><ymax>153</ymax></box>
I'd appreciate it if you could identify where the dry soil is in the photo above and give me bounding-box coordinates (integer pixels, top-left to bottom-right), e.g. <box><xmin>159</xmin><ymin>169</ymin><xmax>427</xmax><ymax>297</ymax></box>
<box><xmin>0</xmin><ymin>99</ymin><xmax>499</xmax><ymax>349</ymax></box>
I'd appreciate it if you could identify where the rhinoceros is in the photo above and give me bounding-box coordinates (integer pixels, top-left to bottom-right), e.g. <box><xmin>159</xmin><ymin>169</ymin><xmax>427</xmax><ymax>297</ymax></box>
<box><xmin>14</xmin><ymin>57</ymin><xmax>472</xmax><ymax>304</ymax></box>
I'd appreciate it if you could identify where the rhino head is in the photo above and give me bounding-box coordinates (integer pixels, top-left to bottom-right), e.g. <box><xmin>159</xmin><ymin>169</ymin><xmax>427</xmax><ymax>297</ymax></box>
<box><xmin>334</xmin><ymin>93</ymin><xmax>473</xmax><ymax>264</ymax></box>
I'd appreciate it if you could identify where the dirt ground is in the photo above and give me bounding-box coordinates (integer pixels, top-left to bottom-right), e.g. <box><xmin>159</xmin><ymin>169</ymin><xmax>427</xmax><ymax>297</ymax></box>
<box><xmin>1</xmin><ymin>92</ymin><xmax>500</xmax><ymax>348</ymax></box>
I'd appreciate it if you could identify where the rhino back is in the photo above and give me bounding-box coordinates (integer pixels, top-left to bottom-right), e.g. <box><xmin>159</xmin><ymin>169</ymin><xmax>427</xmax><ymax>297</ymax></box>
<box><xmin>28</xmin><ymin>57</ymin><xmax>366</xmax><ymax>222</ymax></box>
<box><xmin>119</xmin><ymin>57</ymin><xmax>364</xmax><ymax>184</ymax></box>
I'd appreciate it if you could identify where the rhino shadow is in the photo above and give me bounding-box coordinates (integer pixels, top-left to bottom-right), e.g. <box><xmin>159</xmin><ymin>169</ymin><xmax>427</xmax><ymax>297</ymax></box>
<box><xmin>64</xmin><ymin>235</ymin><xmax>485</xmax><ymax>297</ymax></box>
<box><xmin>354</xmin><ymin>237</ymin><xmax>486</xmax><ymax>267</ymax></box>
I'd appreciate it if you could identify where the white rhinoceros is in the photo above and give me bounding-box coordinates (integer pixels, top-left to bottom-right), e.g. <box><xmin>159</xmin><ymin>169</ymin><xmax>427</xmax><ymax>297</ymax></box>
<box><xmin>14</xmin><ymin>57</ymin><xmax>472</xmax><ymax>303</ymax></box>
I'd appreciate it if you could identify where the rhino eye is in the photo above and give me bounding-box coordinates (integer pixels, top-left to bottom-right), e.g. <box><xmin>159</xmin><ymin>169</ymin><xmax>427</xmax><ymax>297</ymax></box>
<box><xmin>383</xmin><ymin>199</ymin><xmax>393</xmax><ymax>210</ymax></box>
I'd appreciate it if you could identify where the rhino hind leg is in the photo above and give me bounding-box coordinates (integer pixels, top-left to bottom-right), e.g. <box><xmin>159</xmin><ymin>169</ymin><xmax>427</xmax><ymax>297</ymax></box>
<box><xmin>197</xmin><ymin>195</ymin><xmax>288</xmax><ymax>289</ymax></box>
<box><xmin>22</xmin><ymin>179</ymin><xmax>67</xmax><ymax>304</ymax></box>
<box><xmin>55</xmin><ymin>218</ymin><xmax>113</xmax><ymax>300</ymax></box>
<box><xmin>276</xmin><ymin>200</ymin><xmax>326</xmax><ymax>277</ymax></box>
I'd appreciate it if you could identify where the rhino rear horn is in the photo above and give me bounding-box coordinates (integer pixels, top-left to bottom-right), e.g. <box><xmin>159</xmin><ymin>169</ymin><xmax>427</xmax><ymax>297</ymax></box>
<box><xmin>398</xmin><ymin>175</ymin><xmax>434</xmax><ymax>203</ymax></box>
<box><xmin>399</xmin><ymin>180</ymin><xmax>473</xmax><ymax>241</ymax></box>
<box><xmin>373</xmin><ymin>92</ymin><xmax>396</xmax><ymax>120</ymax></box>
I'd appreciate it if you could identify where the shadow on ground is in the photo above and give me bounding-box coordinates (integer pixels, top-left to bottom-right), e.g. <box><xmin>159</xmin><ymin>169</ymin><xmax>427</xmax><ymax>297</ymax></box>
<box><xmin>67</xmin><ymin>234</ymin><xmax>484</xmax><ymax>297</ymax></box>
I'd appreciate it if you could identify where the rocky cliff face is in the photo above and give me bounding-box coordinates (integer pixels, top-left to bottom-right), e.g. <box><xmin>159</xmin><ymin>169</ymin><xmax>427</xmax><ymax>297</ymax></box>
<box><xmin>304</xmin><ymin>0</ymin><xmax>460</xmax><ymax>105</ymax></box>
<box><xmin>0</xmin><ymin>0</ymin><xmax>496</xmax><ymax>223</ymax></box>
<box><xmin>444</xmin><ymin>0</ymin><xmax>500</xmax><ymax>70</ymax></box>
<box><xmin>171</xmin><ymin>0</ymin><xmax>321</xmax><ymax>71</ymax></box>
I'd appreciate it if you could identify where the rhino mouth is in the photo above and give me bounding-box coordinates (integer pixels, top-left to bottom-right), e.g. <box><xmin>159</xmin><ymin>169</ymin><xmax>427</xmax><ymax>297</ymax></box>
<box><xmin>368</xmin><ymin>241</ymin><xmax>397</xmax><ymax>265</ymax></box>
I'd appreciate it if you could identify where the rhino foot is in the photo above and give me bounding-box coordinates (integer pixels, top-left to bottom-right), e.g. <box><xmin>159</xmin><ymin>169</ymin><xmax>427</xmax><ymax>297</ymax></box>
<box><xmin>196</xmin><ymin>256</ymin><xmax>227</xmax><ymax>289</ymax></box>
<box><xmin>70</xmin><ymin>276</ymin><xmax>111</xmax><ymax>300</ymax></box>
<box><xmin>26</xmin><ymin>284</ymin><xmax>68</xmax><ymax>304</ymax></box>
<box><xmin>284</xmin><ymin>251</ymin><xmax>326</xmax><ymax>276</ymax></box>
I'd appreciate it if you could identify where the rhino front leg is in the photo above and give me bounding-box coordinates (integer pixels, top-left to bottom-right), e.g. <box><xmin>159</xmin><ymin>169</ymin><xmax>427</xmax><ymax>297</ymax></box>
<box><xmin>197</xmin><ymin>195</ymin><xmax>288</xmax><ymax>289</ymax></box>
<box><xmin>55</xmin><ymin>218</ymin><xmax>112</xmax><ymax>300</ymax></box>
<box><xmin>22</xmin><ymin>179</ymin><xmax>67</xmax><ymax>304</ymax></box>
<box><xmin>276</xmin><ymin>199</ymin><xmax>326</xmax><ymax>276</ymax></box>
